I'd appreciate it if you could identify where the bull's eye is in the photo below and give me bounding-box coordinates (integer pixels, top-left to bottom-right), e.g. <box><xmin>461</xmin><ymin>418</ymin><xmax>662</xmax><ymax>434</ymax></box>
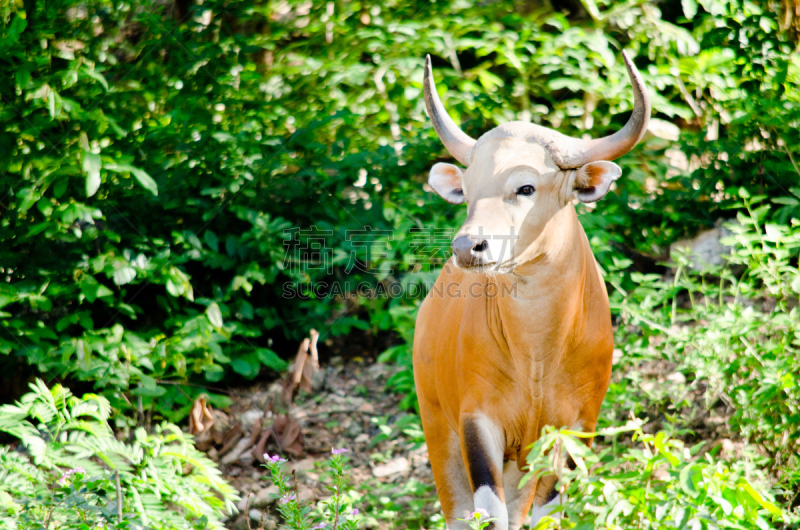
<box><xmin>516</xmin><ymin>185</ymin><xmax>535</xmax><ymax>196</ymax></box>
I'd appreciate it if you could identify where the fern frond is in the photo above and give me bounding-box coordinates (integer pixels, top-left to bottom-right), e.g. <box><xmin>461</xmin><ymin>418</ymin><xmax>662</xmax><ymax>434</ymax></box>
<box><xmin>0</xmin><ymin>382</ymin><xmax>239</xmax><ymax>530</ymax></box>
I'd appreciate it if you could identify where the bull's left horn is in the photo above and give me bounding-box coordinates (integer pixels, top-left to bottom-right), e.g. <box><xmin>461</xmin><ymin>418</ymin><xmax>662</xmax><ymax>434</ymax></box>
<box><xmin>564</xmin><ymin>50</ymin><xmax>651</xmax><ymax>167</ymax></box>
<box><xmin>423</xmin><ymin>55</ymin><xmax>476</xmax><ymax>166</ymax></box>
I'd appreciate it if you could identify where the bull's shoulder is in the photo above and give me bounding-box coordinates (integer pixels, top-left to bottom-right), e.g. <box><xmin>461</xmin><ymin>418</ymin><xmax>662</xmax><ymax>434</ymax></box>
<box><xmin>413</xmin><ymin>262</ymin><xmax>467</xmax><ymax>356</ymax></box>
<box><xmin>417</xmin><ymin>259</ymin><xmax>466</xmax><ymax>314</ymax></box>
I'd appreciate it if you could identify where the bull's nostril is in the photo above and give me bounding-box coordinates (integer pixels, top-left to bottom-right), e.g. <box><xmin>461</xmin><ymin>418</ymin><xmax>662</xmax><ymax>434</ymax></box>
<box><xmin>472</xmin><ymin>240</ymin><xmax>488</xmax><ymax>253</ymax></box>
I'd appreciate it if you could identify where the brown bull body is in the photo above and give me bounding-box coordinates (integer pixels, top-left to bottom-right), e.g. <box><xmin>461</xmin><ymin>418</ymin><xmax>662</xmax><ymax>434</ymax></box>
<box><xmin>413</xmin><ymin>52</ymin><xmax>650</xmax><ymax>530</ymax></box>
<box><xmin>414</xmin><ymin>207</ymin><xmax>613</xmax><ymax>529</ymax></box>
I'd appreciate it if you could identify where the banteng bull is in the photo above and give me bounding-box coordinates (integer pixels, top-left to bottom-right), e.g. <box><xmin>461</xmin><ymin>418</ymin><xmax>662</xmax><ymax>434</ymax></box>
<box><xmin>413</xmin><ymin>51</ymin><xmax>650</xmax><ymax>530</ymax></box>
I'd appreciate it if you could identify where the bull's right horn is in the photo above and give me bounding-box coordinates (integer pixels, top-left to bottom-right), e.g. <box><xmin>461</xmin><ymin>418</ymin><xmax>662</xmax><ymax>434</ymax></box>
<box><xmin>423</xmin><ymin>55</ymin><xmax>476</xmax><ymax>166</ymax></box>
<box><xmin>559</xmin><ymin>50</ymin><xmax>651</xmax><ymax>167</ymax></box>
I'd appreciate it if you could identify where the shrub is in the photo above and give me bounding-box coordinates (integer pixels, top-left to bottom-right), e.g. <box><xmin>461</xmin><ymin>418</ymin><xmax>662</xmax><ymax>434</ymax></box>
<box><xmin>524</xmin><ymin>422</ymin><xmax>788</xmax><ymax>530</ymax></box>
<box><xmin>605</xmin><ymin>194</ymin><xmax>800</xmax><ymax>499</ymax></box>
<box><xmin>2</xmin><ymin>0</ymin><xmax>800</xmax><ymax>422</ymax></box>
<box><xmin>0</xmin><ymin>380</ymin><xmax>238</xmax><ymax>529</ymax></box>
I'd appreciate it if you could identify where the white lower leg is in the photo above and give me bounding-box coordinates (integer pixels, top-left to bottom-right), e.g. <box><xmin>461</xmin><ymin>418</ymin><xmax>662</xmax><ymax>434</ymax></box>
<box><xmin>474</xmin><ymin>484</ymin><xmax>508</xmax><ymax>530</ymax></box>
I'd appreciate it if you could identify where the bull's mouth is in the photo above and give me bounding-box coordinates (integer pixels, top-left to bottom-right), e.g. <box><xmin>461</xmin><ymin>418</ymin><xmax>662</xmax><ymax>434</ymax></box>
<box><xmin>459</xmin><ymin>263</ymin><xmax>495</xmax><ymax>273</ymax></box>
<box><xmin>455</xmin><ymin>258</ymin><xmax>515</xmax><ymax>274</ymax></box>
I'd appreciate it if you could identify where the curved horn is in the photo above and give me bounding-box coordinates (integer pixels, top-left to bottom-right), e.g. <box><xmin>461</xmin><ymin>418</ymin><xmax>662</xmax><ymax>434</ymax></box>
<box><xmin>558</xmin><ymin>50</ymin><xmax>651</xmax><ymax>168</ymax></box>
<box><xmin>423</xmin><ymin>55</ymin><xmax>476</xmax><ymax>166</ymax></box>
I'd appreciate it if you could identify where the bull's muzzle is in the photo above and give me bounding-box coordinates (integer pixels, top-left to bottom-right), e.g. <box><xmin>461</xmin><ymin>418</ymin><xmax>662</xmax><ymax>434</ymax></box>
<box><xmin>452</xmin><ymin>235</ymin><xmax>489</xmax><ymax>269</ymax></box>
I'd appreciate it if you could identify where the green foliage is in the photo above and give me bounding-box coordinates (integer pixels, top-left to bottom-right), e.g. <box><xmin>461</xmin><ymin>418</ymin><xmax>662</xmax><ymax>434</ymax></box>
<box><xmin>460</xmin><ymin>510</ymin><xmax>496</xmax><ymax>530</ymax></box>
<box><xmin>0</xmin><ymin>380</ymin><xmax>238</xmax><ymax>529</ymax></box>
<box><xmin>604</xmin><ymin>195</ymin><xmax>800</xmax><ymax>500</ymax></box>
<box><xmin>524</xmin><ymin>422</ymin><xmax>787</xmax><ymax>530</ymax></box>
<box><xmin>3</xmin><ymin>0</ymin><xmax>799</xmax><ymax>422</ymax></box>
<box><xmin>368</xmin><ymin>413</ymin><xmax>425</xmax><ymax>448</ymax></box>
<box><xmin>2</xmin><ymin>0</ymin><xmax>800</xmax><ymax>524</ymax></box>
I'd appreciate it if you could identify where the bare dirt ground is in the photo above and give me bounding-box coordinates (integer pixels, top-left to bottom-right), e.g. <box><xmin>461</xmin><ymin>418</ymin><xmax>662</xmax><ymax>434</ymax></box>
<box><xmin>194</xmin><ymin>356</ymin><xmax>437</xmax><ymax>530</ymax></box>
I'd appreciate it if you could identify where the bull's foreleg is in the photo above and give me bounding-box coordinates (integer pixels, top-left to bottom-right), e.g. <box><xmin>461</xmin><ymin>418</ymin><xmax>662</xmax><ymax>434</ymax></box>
<box><xmin>419</xmin><ymin>399</ymin><xmax>474</xmax><ymax>530</ymax></box>
<box><xmin>434</xmin><ymin>432</ymin><xmax>474</xmax><ymax>530</ymax></box>
<box><xmin>502</xmin><ymin>462</ymin><xmax>538</xmax><ymax>530</ymax></box>
<box><xmin>460</xmin><ymin>414</ymin><xmax>508</xmax><ymax>530</ymax></box>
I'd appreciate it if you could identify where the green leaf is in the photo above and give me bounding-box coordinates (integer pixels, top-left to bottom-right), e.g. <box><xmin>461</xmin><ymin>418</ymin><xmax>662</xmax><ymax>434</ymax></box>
<box><xmin>206</xmin><ymin>303</ymin><xmax>223</xmax><ymax>328</ymax></box>
<box><xmin>682</xmin><ymin>0</ymin><xmax>698</xmax><ymax>19</ymax></box>
<box><xmin>205</xmin><ymin>231</ymin><xmax>219</xmax><ymax>252</ymax></box>
<box><xmin>166</xmin><ymin>279</ymin><xmax>183</xmax><ymax>297</ymax></box>
<box><xmin>113</xmin><ymin>267</ymin><xmax>137</xmax><ymax>286</ymax></box>
<box><xmin>559</xmin><ymin>435</ymin><xmax>589</xmax><ymax>474</ymax></box>
<box><xmin>230</xmin><ymin>357</ymin><xmax>258</xmax><ymax>378</ymax></box>
<box><xmin>82</xmin><ymin>65</ymin><xmax>109</xmax><ymax>91</ymax></box>
<box><xmin>653</xmin><ymin>432</ymin><xmax>680</xmax><ymax>466</ymax></box>
<box><xmin>679</xmin><ymin>464</ymin><xmax>702</xmax><ymax>498</ymax></box>
<box><xmin>131</xmin><ymin>167</ymin><xmax>158</xmax><ymax>195</ymax></box>
<box><xmin>203</xmin><ymin>364</ymin><xmax>225</xmax><ymax>383</ymax></box>
<box><xmin>131</xmin><ymin>385</ymin><xmax>166</xmax><ymax>397</ymax></box>
<box><xmin>791</xmin><ymin>274</ymin><xmax>800</xmax><ymax>294</ymax></box>
<box><xmin>476</xmin><ymin>70</ymin><xmax>504</xmax><ymax>91</ymax></box>
<box><xmin>53</xmin><ymin>178</ymin><xmax>68</xmax><ymax>198</ymax></box>
<box><xmin>256</xmin><ymin>348</ymin><xmax>288</xmax><ymax>372</ymax></box>
<box><xmin>47</xmin><ymin>90</ymin><xmax>56</xmax><ymax>119</ymax></box>
<box><xmin>106</xmin><ymin>163</ymin><xmax>158</xmax><ymax>195</ymax></box>
<box><xmin>741</xmin><ymin>482</ymin><xmax>782</xmax><ymax>516</ymax></box>
<box><xmin>80</xmin><ymin>277</ymin><xmax>114</xmax><ymax>302</ymax></box>
<box><xmin>5</xmin><ymin>15</ymin><xmax>27</xmax><ymax>44</ymax></box>
<box><xmin>83</xmin><ymin>152</ymin><xmax>102</xmax><ymax>197</ymax></box>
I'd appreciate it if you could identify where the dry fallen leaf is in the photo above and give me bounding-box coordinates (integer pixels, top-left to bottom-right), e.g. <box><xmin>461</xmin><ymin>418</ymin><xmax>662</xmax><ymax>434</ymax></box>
<box><xmin>272</xmin><ymin>413</ymin><xmax>304</xmax><ymax>456</ymax></box>
<box><xmin>252</xmin><ymin>428</ymin><xmax>271</xmax><ymax>464</ymax></box>
<box><xmin>282</xmin><ymin>330</ymin><xmax>320</xmax><ymax>404</ymax></box>
<box><xmin>219</xmin><ymin>421</ymin><xmax>244</xmax><ymax>457</ymax></box>
<box><xmin>300</xmin><ymin>329</ymin><xmax>319</xmax><ymax>393</ymax></box>
<box><xmin>189</xmin><ymin>395</ymin><xmax>215</xmax><ymax>435</ymax></box>
<box><xmin>282</xmin><ymin>337</ymin><xmax>309</xmax><ymax>404</ymax></box>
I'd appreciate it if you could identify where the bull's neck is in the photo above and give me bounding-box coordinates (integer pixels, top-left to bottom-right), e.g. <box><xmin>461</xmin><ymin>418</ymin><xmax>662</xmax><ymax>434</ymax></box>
<box><xmin>512</xmin><ymin>203</ymin><xmax>591</xmax><ymax>284</ymax></box>
<box><xmin>492</xmin><ymin>204</ymin><xmax>596</xmax><ymax>356</ymax></box>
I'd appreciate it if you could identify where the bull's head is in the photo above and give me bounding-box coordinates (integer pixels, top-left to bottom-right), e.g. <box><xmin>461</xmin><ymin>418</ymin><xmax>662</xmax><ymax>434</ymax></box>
<box><xmin>424</xmin><ymin>52</ymin><xmax>650</xmax><ymax>273</ymax></box>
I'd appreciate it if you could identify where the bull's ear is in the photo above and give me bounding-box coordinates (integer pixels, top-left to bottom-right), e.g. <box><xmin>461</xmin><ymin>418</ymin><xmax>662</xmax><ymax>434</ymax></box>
<box><xmin>574</xmin><ymin>161</ymin><xmax>622</xmax><ymax>203</ymax></box>
<box><xmin>428</xmin><ymin>162</ymin><xmax>466</xmax><ymax>204</ymax></box>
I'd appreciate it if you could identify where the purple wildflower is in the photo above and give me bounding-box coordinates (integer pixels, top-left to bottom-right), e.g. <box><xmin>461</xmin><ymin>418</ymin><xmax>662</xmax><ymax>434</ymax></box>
<box><xmin>279</xmin><ymin>493</ymin><xmax>296</xmax><ymax>505</ymax></box>
<box><xmin>470</xmin><ymin>508</ymin><xmax>490</xmax><ymax>520</ymax></box>
<box><xmin>331</xmin><ymin>448</ymin><xmax>348</xmax><ymax>455</ymax></box>
<box><xmin>351</xmin><ymin>509</ymin><xmax>359</xmax><ymax>516</ymax></box>
<box><xmin>57</xmin><ymin>467</ymin><xmax>87</xmax><ymax>486</ymax></box>
<box><xmin>263</xmin><ymin>453</ymin><xmax>287</xmax><ymax>464</ymax></box>
<box><xmin>313</xmin><ymin>523</ymin><xmax>326</xmax><ymax>529</ymax></box>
